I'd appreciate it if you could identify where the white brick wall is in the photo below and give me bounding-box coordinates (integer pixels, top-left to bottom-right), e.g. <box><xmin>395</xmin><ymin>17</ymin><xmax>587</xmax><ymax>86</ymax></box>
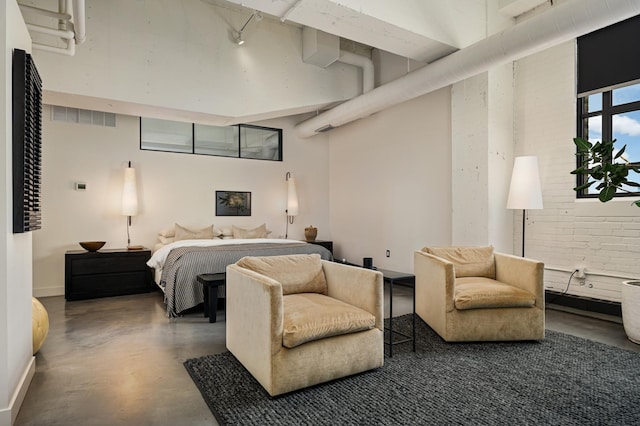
<box><xmin>514</xmin><ymin>41</ymin><xmax>640</xmax><ymax>302</ymax></box>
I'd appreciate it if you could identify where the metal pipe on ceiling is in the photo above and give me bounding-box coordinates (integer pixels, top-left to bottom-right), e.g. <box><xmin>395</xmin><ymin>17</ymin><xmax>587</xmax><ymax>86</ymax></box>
<box><xmin>337</xmin><ymin>50</ymin><xmax>374</xmax><ymax>94</ymax></box>
<box><xmin>20</xmin><ymin>0</ymin><xmax>86</xmax><ymax>56</ymax></box>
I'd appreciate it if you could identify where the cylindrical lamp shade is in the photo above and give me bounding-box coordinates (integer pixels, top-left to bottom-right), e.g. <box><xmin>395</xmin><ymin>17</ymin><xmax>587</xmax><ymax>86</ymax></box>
<box><xmin>287</xmin><ymin>177</ymin><xmax>299</xmax><ymax>216</ymax></box>
<box><xmin>506</xmin><ymin>156</ymin><xmax>543</xmax><ymax>210</ymax></box>
<box><xmin>122</xmin><ymin>167</ymin><xmax>139</xmax><ymax>216</ymax></box>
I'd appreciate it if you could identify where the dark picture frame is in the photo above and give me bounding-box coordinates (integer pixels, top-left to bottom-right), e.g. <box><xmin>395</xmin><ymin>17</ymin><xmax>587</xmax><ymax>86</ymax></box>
<box><xmin>216</xmin><ymin>191</ymin><xmax>251</xmax><ymax>216</ymax></box>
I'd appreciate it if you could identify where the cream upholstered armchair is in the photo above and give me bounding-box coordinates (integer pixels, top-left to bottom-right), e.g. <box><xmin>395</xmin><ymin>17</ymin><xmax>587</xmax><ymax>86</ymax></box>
<box><xmin>414</xmin><ymin>246</ymin><xmax>544</xmax><ymax>342</ymax></box>
<box><xmin>226</xmin><ymin>254</ymin><xmax>384</xmax><ymax>396</ymax></box>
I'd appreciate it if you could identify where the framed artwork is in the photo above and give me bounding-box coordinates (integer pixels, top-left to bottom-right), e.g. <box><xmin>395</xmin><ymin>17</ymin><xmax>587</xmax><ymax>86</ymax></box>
<box><xmin>216</xmin><ymin>191</ymin><xmax>251</xmax><ymax>216</ymax></box>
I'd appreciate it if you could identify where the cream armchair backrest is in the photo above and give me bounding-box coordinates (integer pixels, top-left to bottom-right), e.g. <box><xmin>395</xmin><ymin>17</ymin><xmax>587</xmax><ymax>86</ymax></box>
<box><xmin>226</xmin><ymin>254</ymin><xmax>384</xmax><ymax>396</ymax></box>
<box><xmin>415</xmin><ymin>246</ymin><xmax>544</xmax><ymax>342</ymax></box>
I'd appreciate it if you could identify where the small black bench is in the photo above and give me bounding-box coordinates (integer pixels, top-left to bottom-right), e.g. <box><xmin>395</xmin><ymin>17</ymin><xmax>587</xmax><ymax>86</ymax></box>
<box><xmin>196</xmin><ymin>273</ymin><xmax>226</xmax><ymax>323</ymax></box>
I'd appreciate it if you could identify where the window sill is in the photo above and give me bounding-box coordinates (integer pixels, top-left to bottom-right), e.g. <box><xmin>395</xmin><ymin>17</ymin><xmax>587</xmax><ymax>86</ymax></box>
<box><xmin>575</xmin><ymin>198</ymin><xmax>640</xmax><ymax>217</ymax></box>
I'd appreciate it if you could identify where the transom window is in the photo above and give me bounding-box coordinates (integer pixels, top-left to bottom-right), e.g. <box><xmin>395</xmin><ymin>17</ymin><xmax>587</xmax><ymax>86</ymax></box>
<box><xmin>140</xmin><ymin>117</ymin><xmax>282</xmax><ymax>161</ymax></box>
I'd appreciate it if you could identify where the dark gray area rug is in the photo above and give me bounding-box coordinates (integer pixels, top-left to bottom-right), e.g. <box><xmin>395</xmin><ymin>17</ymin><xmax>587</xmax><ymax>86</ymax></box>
<box><xmin>184</xmin><ymin>315</ymin><xmax>640</xmax><ymax>425</ymax></box>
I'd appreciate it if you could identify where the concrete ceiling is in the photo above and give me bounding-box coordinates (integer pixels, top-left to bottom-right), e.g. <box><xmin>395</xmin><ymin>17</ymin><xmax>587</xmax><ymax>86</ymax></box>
<box><xmin>217</xmin><ymin>0</ymin><xmax>549</xmax><ymax>62</ymax></box>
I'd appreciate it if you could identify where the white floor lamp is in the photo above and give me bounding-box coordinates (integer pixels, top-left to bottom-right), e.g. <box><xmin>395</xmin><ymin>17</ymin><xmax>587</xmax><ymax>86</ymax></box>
<box><xmin>506</xmin><ymin>156</ymin><xmax>543</xmax><ymax>257</ymax></box>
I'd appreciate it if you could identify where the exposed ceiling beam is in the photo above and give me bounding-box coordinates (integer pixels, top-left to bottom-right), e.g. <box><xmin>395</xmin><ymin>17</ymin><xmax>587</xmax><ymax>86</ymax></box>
<box><xmin>221</xmin><ymin>0</ymin><xmax>494</xmax><ymax>62</ymax></box>
<box><xmin>294</xmin><ymin>0</ymin><xmax>640</xmax><ymax>137</ymax></box>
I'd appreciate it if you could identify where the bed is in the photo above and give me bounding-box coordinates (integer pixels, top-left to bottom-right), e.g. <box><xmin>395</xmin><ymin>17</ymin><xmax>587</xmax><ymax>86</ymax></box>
<box><xmin>147</xmin><ymin>237</ymin><xmax>333</xmax><ymax>317</ymax></box>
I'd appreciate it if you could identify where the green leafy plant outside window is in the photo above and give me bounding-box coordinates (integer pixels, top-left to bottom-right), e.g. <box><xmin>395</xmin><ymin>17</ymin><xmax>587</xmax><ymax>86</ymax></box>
<box><xmin>571</xmin><ymin>137</ymin><xmax>640</xmax><ymax>207</ymax></box>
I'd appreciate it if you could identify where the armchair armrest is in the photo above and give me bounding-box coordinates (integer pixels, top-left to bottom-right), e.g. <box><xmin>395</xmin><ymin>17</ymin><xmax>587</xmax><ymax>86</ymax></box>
<box><xmin>414</xmin><ymin>251</ymin><xmax>456</xmax><ymax>314</ymax></box>
<box><xmin>226</xmin><ymin>264</ymin><xmax>284</xmax><ymax>364</ymax></box>
<box><xmin>495</xmin><ymin>253</ymin><xmax>544</xmax><ymax>308</ymax></box>
<box><xmin>414</xmin><ymin>250</ymin><xmax>456</xmax><ymax>341</ymax></box>
<box><xmin>321</xmin><ymin>260</ymin><xmax>384</xmax><ymax>330</ymax></box>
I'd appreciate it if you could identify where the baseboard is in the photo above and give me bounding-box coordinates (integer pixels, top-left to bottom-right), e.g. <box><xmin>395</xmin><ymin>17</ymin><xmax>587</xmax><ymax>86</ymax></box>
<box><xmin>0</xmin><ymin>356</ymin><xmax>35</xmax><ymax>426</ymax></box>
<box><xmin>33</xmin><ymin>286</ymin><xmax>64</xmax><ymax>298</ymax></box>
<box><xmin>545</xmin><ymin>290</ymin><xmax>622</xmax><ymax>317</ymax></box>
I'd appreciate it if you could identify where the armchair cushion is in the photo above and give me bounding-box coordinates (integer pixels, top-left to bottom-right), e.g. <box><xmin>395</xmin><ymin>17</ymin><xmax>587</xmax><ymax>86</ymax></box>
<box><xmin>422</xmin><ymin>246</ymin><xmax>495</xmax><ymax>278</ymax></box>
<box><xmin>454</xmin><ymin>277</ymin><xmax>536</xmax><ymax>310</ymax></box>
<box><xmin>282</xmin><ymin>293</ymin><xmax>375</xmax><ymax>349</ymax></box>
<box><xmin>236</xmin><ymin>253</ymin><xmax>328</xmax><ymax>295</ymax></box>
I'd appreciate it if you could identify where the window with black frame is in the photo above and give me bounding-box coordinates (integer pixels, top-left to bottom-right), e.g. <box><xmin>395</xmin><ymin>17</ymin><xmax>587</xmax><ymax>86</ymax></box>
<box><xmin>577</xmin><ymin>84</ymin><xmax>640</xmax><ymax>197</ymax></box>
<box><xmin>140</xmin><ymin>117</ymin><xmax>282</xmax><ymax>161</ymax></box>
<box><xmin>575</xmin><ymin>15</ymin><xmax>640</xmax><ymax>200</ymax></box>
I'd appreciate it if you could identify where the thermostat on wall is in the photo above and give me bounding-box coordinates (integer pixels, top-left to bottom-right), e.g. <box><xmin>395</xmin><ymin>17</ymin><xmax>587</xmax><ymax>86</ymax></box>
<box><xmin>74</xmin><ymin>182</ymin><xmax>87</xmax><ymax>191</ymax></box>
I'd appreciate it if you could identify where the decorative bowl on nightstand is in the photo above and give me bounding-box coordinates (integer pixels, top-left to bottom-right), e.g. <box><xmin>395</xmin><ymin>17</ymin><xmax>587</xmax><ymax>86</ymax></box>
<box><xmin>79</xmin><ymin>241</ymin><xmax>106</xmax><ymax>252</ymax></box>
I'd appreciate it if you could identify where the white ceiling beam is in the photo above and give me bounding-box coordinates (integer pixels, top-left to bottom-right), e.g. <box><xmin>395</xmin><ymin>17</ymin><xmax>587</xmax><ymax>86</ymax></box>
<box><xmin>223</xmin><ymin>0</ymin><xmax>494</xmax><ymax>61</ymax></box>
<box><xmin>498</xmin><ymin>0</ymin><xmax>548</xmax><ymax>17</ymax></box>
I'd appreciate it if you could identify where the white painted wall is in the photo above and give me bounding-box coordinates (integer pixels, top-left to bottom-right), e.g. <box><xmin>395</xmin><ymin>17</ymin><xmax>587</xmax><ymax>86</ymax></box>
<box><xmin>451</xmin><ymin>73</ymin><xmax>490</xmax><ymax>246</ymax></box>
<box><xmin>514</xmin><ymin>40</ymin><xmax>640</xmax><ymax>301</ymax></box>
<box><xmin>27</xmin><ymin>0</ymin><xmax>359</xmax><ymax>124</ymax></box>
<box><xmin>33</xmin><ymin>108</ymin><xmax>330</xmax><ymax>296</ymax></box>
<box><xmin>328</xmin><ymin>87</ymin><xmax>452</xmax><ymax>272</ymax></box>
<box><xmin>1</xmin><ymin>2</ymin><xmax>36</xmax><ymax>424</ymax></box>
<box><xmin>487</xmin><ymin>63</ymin><xmax>515</xmax><ymax>253</ymax></box>
<box><xmin>450</xmin><ymin>4</ymin><xmax>514</xmax><ymax>252</ymax></box>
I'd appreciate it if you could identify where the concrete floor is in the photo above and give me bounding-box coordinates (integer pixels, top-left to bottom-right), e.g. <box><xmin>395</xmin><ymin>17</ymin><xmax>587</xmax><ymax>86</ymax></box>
<box><xmin>16</xmin><ymin>286</ymin><xmax>640</xmax><ymax>425</ymax></box>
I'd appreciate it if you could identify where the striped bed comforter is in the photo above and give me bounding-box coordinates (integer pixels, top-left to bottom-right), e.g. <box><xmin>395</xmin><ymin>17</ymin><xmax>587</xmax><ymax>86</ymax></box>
<box><xmin>155</xmin><ymin>241</ymin><xmax>332</xmax><ymax>317</ymax></box>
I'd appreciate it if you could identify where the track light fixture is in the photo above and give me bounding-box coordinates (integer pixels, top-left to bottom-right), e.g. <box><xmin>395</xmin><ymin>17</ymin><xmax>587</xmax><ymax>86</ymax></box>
<box><xmin>234</xmin><ymin>10</ymin><xmax>261</xmax><ymax>46</ymax></box>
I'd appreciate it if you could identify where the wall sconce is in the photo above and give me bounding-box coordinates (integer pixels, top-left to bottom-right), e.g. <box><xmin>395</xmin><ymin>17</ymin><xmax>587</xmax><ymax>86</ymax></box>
<box><xmin>285</xmin><ymin>171</ymin><xmax>299</xmax><ymax>239</ymax></box>
<box><xmin>506</xmin><ymin>156</ymin><xmax>543</xmax><ymax>257</ymax></box>
<box><xmin>122</xmin><ymin>161</ymin><xmax>142</xmax><ymax>250</ymax></box>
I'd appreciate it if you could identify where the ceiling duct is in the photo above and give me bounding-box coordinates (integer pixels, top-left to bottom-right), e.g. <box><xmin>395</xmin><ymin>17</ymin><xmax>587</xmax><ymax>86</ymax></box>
<box><xmin>303</xmin><ymin>27</ymin><xmax>340</xmax><ymax>67</ymax></box>
<box><xmin>295</xmin><ymin>0</ymin><xmax>640</xmax><ymax>138</ymax></box>
<box><xmin>19</xmin><ymin>0</ymin><xmax>86</xmax><ymax>56</ymax></box>
<box><xmin>303</xmin><ymin>28</ymin><xmax>374</xmax><ymax>120</ymax></box>
<box><xmin>315</xmin><ymin>124</ymin><xmax>335</xmax><ymax>133</ymax></box>
<box><xmin>337</xmin><ymin>50</ymin><xmax>374</xmax><ymax>94</ymax></box>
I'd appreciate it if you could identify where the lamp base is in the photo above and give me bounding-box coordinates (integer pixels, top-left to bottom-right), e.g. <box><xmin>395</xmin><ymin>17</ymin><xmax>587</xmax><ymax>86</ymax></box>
<box><xmin>127</xmin><ymin>244</ymin><xmax>144</xmax><ymax>250</ymax></box>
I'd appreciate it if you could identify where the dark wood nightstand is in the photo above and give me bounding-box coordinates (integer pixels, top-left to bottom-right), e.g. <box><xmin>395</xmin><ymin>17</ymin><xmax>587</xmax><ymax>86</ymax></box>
<box><xmin>65</xmin><ymin>248</ymin><xmax>152</xmax><ymax>300</ymax></box>
<box><xmin>306</xmin><ymin>240</ymin><xmax>333</xmax><ymax>255</ymax></box>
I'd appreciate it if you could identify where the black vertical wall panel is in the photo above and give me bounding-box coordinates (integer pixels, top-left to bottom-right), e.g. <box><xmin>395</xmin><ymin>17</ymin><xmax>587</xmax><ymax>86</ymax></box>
<box><xmin>12</xmin><ymin>48</ymin><xmax>42</xmax><ymax>233</ymax></box>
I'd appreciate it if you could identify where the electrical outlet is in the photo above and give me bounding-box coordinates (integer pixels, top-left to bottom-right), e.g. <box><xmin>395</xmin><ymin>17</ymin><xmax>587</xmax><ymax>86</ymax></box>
<box><xmin>575</xmin><ymin>267</ymin><xmax>586</xmax><ymax>279</ymax></box>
